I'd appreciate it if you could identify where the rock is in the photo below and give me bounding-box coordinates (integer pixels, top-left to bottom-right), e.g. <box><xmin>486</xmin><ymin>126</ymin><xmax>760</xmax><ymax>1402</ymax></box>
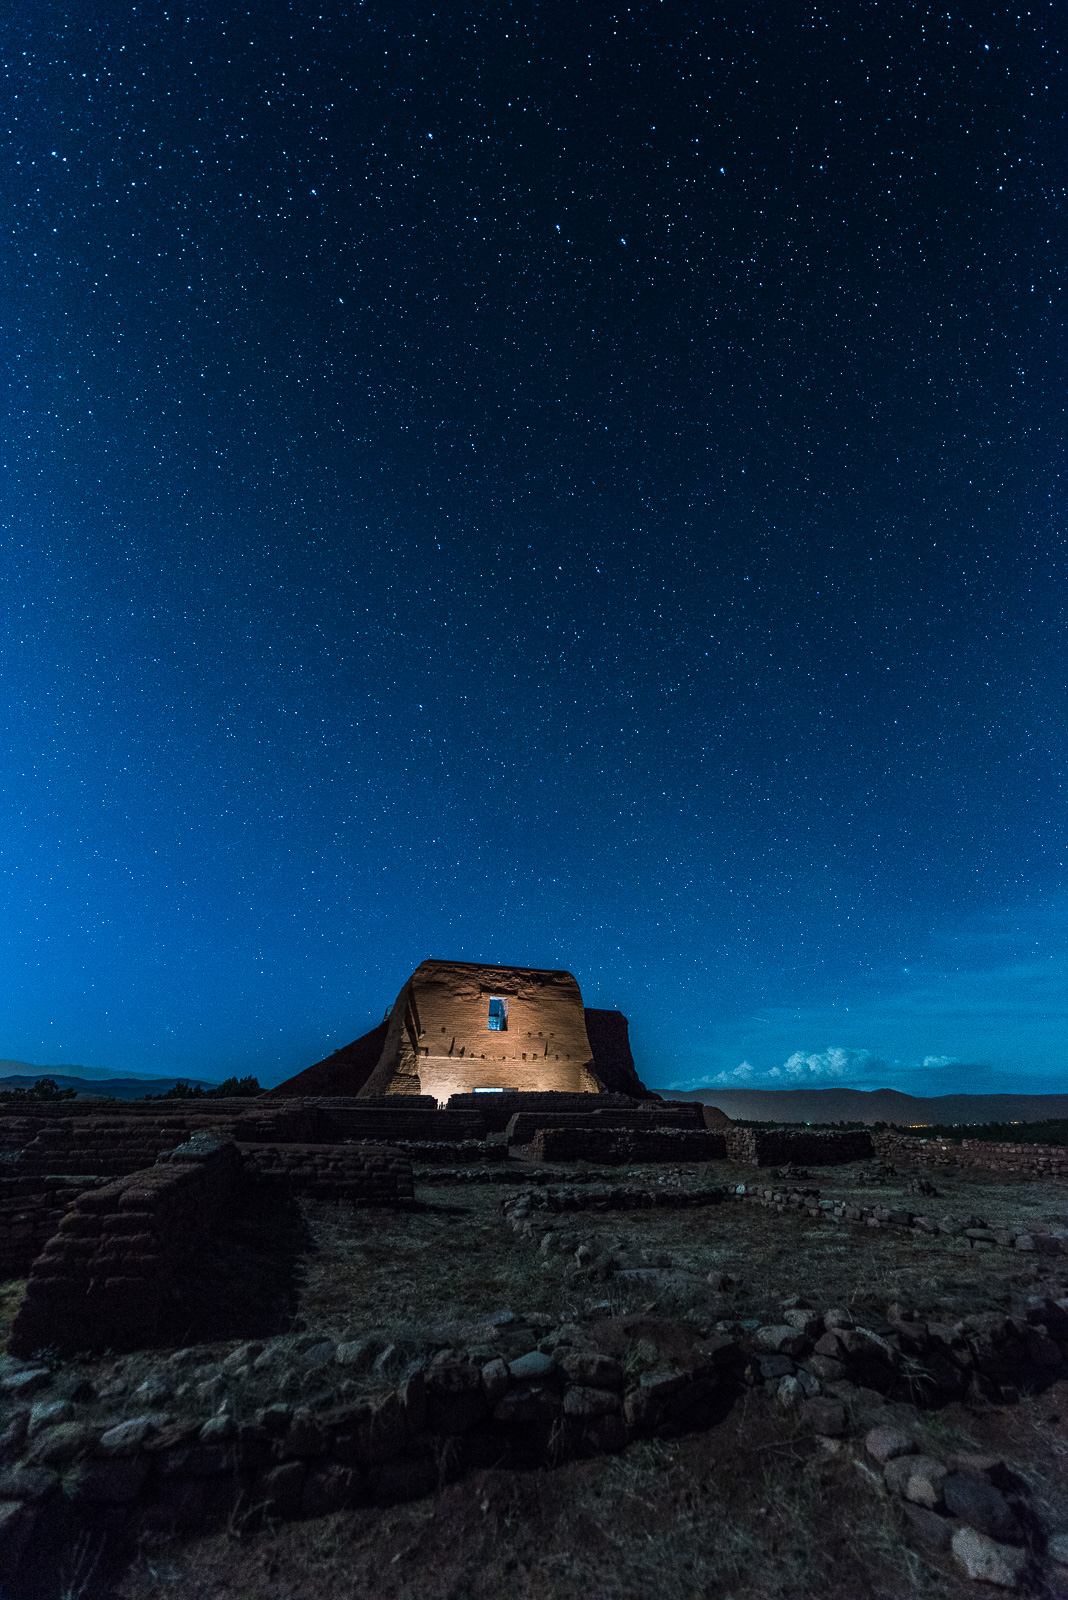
<box><xmin>1047</xmin><ymin>1533</ymin><xmax>1068</xmax><ymax>1569</ymax></box>
<box><xmin>755</xmin><ymin>1325</ymin><xmax>809</xmax><ymax>1357</ymax></box>
<box><xmin>508</xmin><ymin>1351</ymin><xmax>556</xmax><ymax>1380</ymax></box>
<box><xmin>222</xmin><ymin>1342</ymin><xmax>263</xmax><ymax>1372</ymax></box>
<box><xmin>133</xmin><ymin>1376</ymin><xmax>172</xmax><ymax>1405</ymax></box>
<box><xmin>951</xmin><ymin>1527</ymin><xmax>1028</xmax><ymax>1587</ymax></box>
<box><xmin>27</xmin><ymin>1401</ymin><xmax>73</xmax><ymax>1437</ymax></box>
<box><xmin>943</xmin><ymin>1474</ymin><xmax>1023</xmax><ymax>1543</ymax></box>
<box><xmin>372</xmin><ymin>1344</ymin><xmax>403</xmax><ymax>1375</ymax></box>
<box><xmin>481</xmin><ymin>1358</ymin><xmax>509</xmax><ymax>1405</ymax></box>
<box><xmin>800</xmin><ymin>1397</ymin><xmax>847</xmax><ymax>1437</ymax></box>
<box><xmin>776</xmin><ymin>1376</ymin><xmax>804</xmax><ymax>1408</ymax></box>
<box><xmin>198</xmin><ymin>1415</ymin><xmax>235</xmax><ymax>1444</ymax></box>
<box><xmin>807</xmin><ymin>1354</ymin><xmax>847</xmax><ymax>1383</ymax></box>
<box><xmin>25</xmin><ymin>1423</ymin><xmax>98</xmax><ymax>1467</ymax></box>
<box><xmin>865</xmin><ymin>1426</ymin><xmax>916</xmax><ymax>1464</ymax></box>
<box><xmin>758</xmin><ymin>1355</ymin><xmax>795</xmax><ymax>1381</ymax></box>
<box><xmin>783</xmin><ymin>1309</ymin><xmax>823</xmax><ymax>1336</ymax></box>
<box><xmin>884</xmin><ymin>1455</ymin><xmax>947</xmax><ymax>1507</ymax></box>
<box><xmin>493</xmin><ymin>1387</ymin><xmax>559</xmax><ymax>1424</ymax></box>
<box><xmin>0</xmin><ymin>1465</ymin><xmax>59</xmax><ymax>1501</ymax></box>
<box><xmin>0</xmin><ymin>1370</ymin><xmax>50</xmax><ymax>1398</ymax></box>
<box><xmin>334</xmin><ymin>1338</ymin><xmax>379</xmax><ymax>1369</ymax></box>
<box><xmin>903</xmin><ymin>1504</ymin><xmax>953</xmax><ymax>1550</ymax></box>
<box><xmin>98</xmin><ymin>1416</ymin><xmax>165</xmax><ymax>1455</ymax></box>
<box><xmin>554</xmin><ymin>1350</ymin><xmax>624</xmax><ymax>1389</ymax></box>
<box><xmin>562</xmin><ymin>1386</ymin><xmax>621</xmax><ymax>1416</ymax></box>
<box><xmin>823</xmin><ymin>1309</ymin><xmax>854</xmax><ymax>1330</ymax></box>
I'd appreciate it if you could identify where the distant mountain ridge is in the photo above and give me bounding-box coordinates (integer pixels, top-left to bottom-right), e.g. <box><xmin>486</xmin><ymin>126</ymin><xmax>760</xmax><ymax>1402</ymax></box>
<box><xmin>667</xmin><ymin>1085</ymin><xmax>1068</xmax><ymax>1126</ymax></box>
<box><xmin>0</xmin><ymin>1064</ymin><xmax>221</xmax><ymax>1101</ymax></box>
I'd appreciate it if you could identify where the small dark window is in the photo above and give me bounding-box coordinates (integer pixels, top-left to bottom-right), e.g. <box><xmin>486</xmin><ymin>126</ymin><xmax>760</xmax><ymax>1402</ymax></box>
<box><xmin>487</xmin><ymin>997</ymin><xmax>508</xmax><ymax>1031</ymax></box>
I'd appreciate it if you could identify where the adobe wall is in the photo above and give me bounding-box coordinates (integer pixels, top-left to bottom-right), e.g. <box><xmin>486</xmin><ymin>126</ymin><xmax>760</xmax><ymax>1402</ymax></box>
<box><xmin>9</xmin><ymin>1135</ymin><xmax>416</xmax><ymax>1358</ymax></box>
<box><xmin>872</xmin><ymin>1131</ymin><xmax>1068</xmax><ymax>1178</ymax></box>
<box><xmin>723</xmin><ymin>1127</ymin><xmax>874</xmax><ymax>1167</ymax></box>
<box><xmin>448</xmin><ymin>1090</ymin><xmax>639</xmax><ymax>1132</ymax></box>
<box><xmin>358</xmin><ymin>961</ymin><xmax>601</xmax><ymax>1103</ymax></box>
<box><xmin>518</xmin><ymin>1127</ymin><xmax>727</xmax><ymax>1164</ymax></box>
<box><xmin>239</xmin><ymin>1143</ymin><xmax>414</xmax><ymax>1204</ymax></box>
<box><xmin>10</xmin><ymin>1133</ymin><xmax>241</xmax><ymax>1356</ymax></box>
<box><xmin>5</xmin><ymin>1114</ymin><xmax>243</xmax><ymax>1177</ymax></box>
<box><xmin>504</xmin><ymin>1105</ymin><xmax>705</xmax><ymax>1146</ymax></box>
<box><xmin>0</xmin><ymin>1175</ymin><xmax>110</xmax><ymax>1277</ymax></box>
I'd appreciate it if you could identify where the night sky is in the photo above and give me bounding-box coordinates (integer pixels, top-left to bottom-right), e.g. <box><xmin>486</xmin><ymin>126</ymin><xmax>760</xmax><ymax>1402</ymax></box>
<box><xmin>2</xmin><ymin>3</ymin><xmax>1065</xmax><ymax>1096</ymax></box>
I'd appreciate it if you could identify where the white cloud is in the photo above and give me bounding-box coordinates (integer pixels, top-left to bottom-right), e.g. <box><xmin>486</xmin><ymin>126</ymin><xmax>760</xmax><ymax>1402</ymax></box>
<box><xmin>922</xmin><ymin>1055</ymin><xmax>959</xmax><ymax>1068</ymax></box>
<box><xmin>780</xmin><ymin>1046</ymin><xmax>874</xmax><ymax>1081</ymax></box>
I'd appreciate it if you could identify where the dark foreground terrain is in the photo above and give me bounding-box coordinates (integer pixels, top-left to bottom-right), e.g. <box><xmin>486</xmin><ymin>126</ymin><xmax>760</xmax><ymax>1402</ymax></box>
<box><xmin>3</xmin><ymin>1154</ymin><xmax>1068</xmax><ymax>1599</ymax></box>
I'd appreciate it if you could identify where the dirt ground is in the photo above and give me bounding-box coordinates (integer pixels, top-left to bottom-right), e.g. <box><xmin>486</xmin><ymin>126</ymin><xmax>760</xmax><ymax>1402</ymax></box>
<box><xmin>292</xmin><ymin>1159</ymin><xmax>1068</xmax><ymax>1345</ymax></box>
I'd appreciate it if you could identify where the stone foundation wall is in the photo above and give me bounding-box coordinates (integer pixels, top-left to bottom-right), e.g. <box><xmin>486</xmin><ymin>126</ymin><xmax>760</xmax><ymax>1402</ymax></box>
<box><xmin>517</xmin><ymin>1127</ymin><xmax>727</xmax><ymax>1165</ymax></box>
<box><xmin>723</xmin><ymin>1127</ymin><xmax>874</xmax><ymax>1166</ymax></box>
<box><xmin>9</xmin><ymin>1134</ymin><xmax>241</xmax><ymax>1357</ymax></box>
<box><xmin>238</xmin><ymin>1143</ymin><xmax>415</xmax><ymax>1203</ymax></box>
<box><xmin>872</xmin><ymin>1131</ymin><xmax>1068</xmax><ymax>1178</ymax></box>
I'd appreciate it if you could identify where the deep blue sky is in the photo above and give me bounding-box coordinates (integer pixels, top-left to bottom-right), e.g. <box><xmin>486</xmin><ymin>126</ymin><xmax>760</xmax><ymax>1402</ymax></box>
<box><xmin>2</xmin><ymin>2</ymin><xmax>1065</xmax><ymax>1095</ymax></box>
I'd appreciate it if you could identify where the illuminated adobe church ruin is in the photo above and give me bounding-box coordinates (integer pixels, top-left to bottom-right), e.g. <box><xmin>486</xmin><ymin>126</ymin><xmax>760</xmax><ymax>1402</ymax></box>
<box><xmin>275</xmin><ymin>959</ymin><xmax>651</xmax><ymax>1103</ymax></box>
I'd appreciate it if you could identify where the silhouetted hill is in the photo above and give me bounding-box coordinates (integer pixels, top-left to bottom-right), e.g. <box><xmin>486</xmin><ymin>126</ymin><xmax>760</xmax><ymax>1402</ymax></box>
<box><xmin>0</xmin><ymin>1072</ymin><xmax>221</xmax><ymax>1101</ymax></box>
<box><xmin>667</xmin><ymin>1086</ymin><xmax>1068</xmax><ymax>1126</ymax></box>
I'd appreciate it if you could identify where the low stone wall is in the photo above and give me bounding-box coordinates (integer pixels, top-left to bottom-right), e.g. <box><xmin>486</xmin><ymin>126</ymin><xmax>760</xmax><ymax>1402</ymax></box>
<box><xmin>872</xmin><ymin>1131</ymin><xmax>1068</xmax><ymax>1179</ymax></box>
<box><xmin>729</xmin><ymin>1181</ymin><xmax>1068</xmax><ymax>1257</ymax></box>
<box><xmin>0</xmin><ymin>1176</ymin><xmax>111</xmax><ymax>1278</ymax></box>
<box><xmin>516</xmin><ymin>1127</ymin><xmax>727</xmax><ymax>1165</ymax></box>
<box><xmin>238</xmin><ymin>1143</ymin><xmax>415</xmax><ymax>1203</ymax></box>
<box><xmin>9</xmin><ymin>1134</ymin><xmax>241</xmax><ymax>1357</ymax></box>
<box><xmin>6</xmin><ymin>1294</ymin><xmax>1068</xmax><ymax>1591</ymax></box>
<box><xmin>724</xmin><ymin>1127</ymin><xmax>874</xmax><ymax>1166</ymax></box>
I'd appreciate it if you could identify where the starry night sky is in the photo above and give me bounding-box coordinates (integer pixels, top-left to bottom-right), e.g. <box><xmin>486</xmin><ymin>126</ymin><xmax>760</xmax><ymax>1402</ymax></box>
<box><xmin>2</xmin><ymin>2</ymin><xmax>1065</xmax><ymax>1095</ymax></box>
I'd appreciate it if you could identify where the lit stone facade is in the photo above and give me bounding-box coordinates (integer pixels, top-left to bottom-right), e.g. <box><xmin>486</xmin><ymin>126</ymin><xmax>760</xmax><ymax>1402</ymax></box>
<box><xmin>358</xmin><ymin>960</ymin><xmax>601</xmax><ymax>1103</ymax></box>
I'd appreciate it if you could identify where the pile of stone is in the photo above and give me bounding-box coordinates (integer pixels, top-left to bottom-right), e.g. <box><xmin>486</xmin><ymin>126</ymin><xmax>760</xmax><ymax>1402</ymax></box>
<box><xmin>862</xmin><ymin>1424</ymin><xmax>1059</xmax><ymax>1588</ymax></box>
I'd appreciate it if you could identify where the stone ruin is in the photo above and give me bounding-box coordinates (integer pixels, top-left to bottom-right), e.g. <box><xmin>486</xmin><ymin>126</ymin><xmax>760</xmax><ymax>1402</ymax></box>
<box><xmin>3</xmin><ymin>956</ymin><xmax>1068</xmax><ymax>1594</ymax></box>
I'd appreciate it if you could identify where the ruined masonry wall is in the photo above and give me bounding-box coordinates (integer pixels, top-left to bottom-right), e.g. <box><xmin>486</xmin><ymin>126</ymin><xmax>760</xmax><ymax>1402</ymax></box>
<box><xmin>521</xmin><ymin>1127</ymin><xmax>727</xmax><ymax>1164</ymax></box>
<box><xmin>873</xmin><ymin>1131</ymin><xmax>1068</xmax><ymax>1178</ymax></box>
<box><xmin>0</xmin><ymin>1175</ymin><xmax>110</xmax><ymax>1277</ymax></box>
<box><xmin>723</xmin><ymin>1127</ymin><xmax>874</xmax><ymax>1167</ymax></box>
<box><xmin>9</xmin><ymin>1135</ymin><xmax>241</xmax><ymax>1357</ymax></box>
<box><xmin>239</xmin><ymin>1143</ymin><xmax>414</xmax><ymax>1203</ymax></box>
